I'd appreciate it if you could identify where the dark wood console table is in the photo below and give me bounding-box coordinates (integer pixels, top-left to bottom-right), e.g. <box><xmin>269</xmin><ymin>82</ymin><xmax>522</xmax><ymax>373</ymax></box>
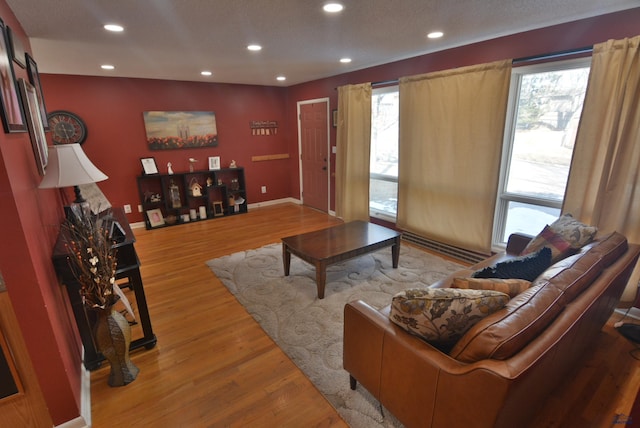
<box><xmin>53</xmin><ymin>207</ymin><xmax>157</xmax><ymax>370</ymax></box>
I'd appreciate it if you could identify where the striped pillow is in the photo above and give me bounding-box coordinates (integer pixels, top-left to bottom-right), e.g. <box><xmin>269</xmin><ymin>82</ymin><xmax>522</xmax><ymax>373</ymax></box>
<box><xmin>521</xmin><ymin>224</ymin><xmax>574</xmax><ymax>263</ymax></box>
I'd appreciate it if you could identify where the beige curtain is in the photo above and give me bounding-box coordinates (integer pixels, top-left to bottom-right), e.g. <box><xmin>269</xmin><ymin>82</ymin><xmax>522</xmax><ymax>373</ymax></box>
<box><xmin>563</xmin><ymin>36</ymin><xmax>640</xmax><ymax>304</ymax></box>
<box><xmin>397</xmin><ymin>60</ymin><xmax>512</xmax><ymax>254</ymax></box>
<box><xmin>335</xmin><ymin>83</ymin><xmax>372</xmax><ymax>222</ymax></box>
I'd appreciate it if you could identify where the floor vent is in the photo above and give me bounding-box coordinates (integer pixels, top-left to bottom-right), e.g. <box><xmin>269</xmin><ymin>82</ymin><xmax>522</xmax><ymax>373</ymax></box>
<box><xmin>401</xmin><ymin>232</ymin><xmax>489</xmax><ymax>265</ymax></box>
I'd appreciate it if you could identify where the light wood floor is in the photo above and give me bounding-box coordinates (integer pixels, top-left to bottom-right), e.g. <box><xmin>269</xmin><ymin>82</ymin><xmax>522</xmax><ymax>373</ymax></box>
<box><xmin>90</xmin><ymin>203</ymin><xmax>640</xmax><ymax>427</ymax></box>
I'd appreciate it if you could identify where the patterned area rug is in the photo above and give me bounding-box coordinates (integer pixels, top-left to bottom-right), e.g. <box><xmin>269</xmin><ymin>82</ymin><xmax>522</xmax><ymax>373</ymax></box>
<box><xmin>206</xmin><ymin>242</ymin><xmax>463</xmax><ymax>428</ymax></box>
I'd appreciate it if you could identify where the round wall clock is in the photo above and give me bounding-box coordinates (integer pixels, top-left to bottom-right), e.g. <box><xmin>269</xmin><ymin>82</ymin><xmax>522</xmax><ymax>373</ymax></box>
<box><xmin>47</xmin><ymin>110</ymin><xmax>88</xmax><ymax>145</ymax></box>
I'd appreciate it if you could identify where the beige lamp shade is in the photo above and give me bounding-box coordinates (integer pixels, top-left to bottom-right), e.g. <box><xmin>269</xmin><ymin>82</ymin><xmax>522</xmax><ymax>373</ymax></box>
<box><xmin>39</xmin><ymin>144</ymin><xmax>108</xmax><ymax>203</ymax></box>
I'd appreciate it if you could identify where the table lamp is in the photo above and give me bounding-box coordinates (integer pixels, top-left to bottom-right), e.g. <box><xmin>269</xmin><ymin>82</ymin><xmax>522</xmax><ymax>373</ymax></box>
<box><xmin>39</xmin><ymin>144</ymin><xmax>108</xmax><ymax>204</ymax></box>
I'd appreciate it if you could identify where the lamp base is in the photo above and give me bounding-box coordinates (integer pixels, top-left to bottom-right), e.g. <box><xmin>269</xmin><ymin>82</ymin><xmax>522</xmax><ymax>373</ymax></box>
<box><xmin>73</xmin><ymin>185</ymin><xmax>86</xmax><ymax>203</ymax></box>
<box><xmin>64</xmin><ymin>201</ymin><xmax>92</xmax><ymax>219</ymax></box>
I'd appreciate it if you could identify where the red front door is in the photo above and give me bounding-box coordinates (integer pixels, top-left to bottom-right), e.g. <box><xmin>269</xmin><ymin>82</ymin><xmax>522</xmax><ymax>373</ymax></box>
<box><xmin>300</xmin><ymin>101</ymin><xmax>329</xmax><ymax>212</ymax></box>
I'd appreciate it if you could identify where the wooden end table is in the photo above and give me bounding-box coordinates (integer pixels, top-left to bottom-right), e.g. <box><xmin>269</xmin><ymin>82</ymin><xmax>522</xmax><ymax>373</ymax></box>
<box><xmin>281</xmin><ymin>221</ymin><xmax>402</xmax><ymax>299</ymax></box>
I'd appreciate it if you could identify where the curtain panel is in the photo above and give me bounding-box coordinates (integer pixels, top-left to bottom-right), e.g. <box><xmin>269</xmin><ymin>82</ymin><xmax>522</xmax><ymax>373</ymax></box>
<box><xmin>335</xmin><ymin>83</ymin><xmax>372</xmax><ymax>222</ymax></box>
<box><xmin>397</xmin><ymin>60</ymin><xmax>512</xmax><ymax>254</ymax></box>
<box><xmin>563</xmin><ymin>36</ymin><xmax>640</xmax><ymax>303</ymax></box>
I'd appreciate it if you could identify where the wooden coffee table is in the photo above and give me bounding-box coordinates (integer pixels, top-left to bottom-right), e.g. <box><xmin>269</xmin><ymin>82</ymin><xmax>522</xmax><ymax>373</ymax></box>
<box><xmin>281</xmin><ymin>221</ymin><xmax>402</xmax><ymax>299</ymax></box>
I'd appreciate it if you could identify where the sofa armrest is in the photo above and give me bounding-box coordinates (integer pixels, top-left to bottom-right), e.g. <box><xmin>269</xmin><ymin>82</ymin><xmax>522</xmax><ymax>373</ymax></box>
<box><xmin>343</xmin><ymin>300</ymin><xmax>389</xmax><ymax>398</ymax></box>
<box><xmin>506</xmin><ymin>233</ymin><xmax>533</xmax><ymax>255</ymax></box>
<box><xmin>344</xmin><ymin>300</ymin><xmax>515</xmax><ymax>427</ymax></box>
<box><xmin>343</xmin><ymin>300</ymin><xmax>512</xmax><ymax>381</ymax></box>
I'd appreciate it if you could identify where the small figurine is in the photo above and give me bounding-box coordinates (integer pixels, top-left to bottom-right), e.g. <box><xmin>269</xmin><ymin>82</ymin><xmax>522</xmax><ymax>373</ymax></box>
<box><xmin>167</xmin><ymin>162</ymin><xmax>174</xmax><ymax>174</ymax></box>
<box><xmin>206</xmin><ymin>177</ymin><xmax>213</xmax><ymax>187</ymax></box>
<box><xmin>229</xmin><ymin>159</ymin><xmax>237</xmax><ymax>168</ymax></box>
<box><xmin>188</xmin><ymin>158</ymin><xmax>198</xmax><ymax>172</ymax></box>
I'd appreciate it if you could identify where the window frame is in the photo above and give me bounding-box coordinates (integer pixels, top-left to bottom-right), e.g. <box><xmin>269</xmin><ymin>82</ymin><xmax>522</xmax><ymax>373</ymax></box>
<box><xmin>492</xmin><ymin>57</ymin><xmax>591</xmax><ymax>249</ymax></box>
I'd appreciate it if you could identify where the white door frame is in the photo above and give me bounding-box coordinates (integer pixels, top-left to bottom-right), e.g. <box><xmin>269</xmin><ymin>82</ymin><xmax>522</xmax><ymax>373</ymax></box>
<box><xmin>296</xmin><ymin>97</ymin><xmax>331</xmax><ymax>212</ymax></box>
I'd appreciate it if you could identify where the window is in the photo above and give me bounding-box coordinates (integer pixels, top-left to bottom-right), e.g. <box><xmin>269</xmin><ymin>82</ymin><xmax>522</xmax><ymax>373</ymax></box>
<box><xmin>370</xmin><ymin>86</ymin><xmax>399</xmax><ymax>221</ymax></box>
<box><xmin>493</xmin><ymin>59</ymin><xmax>590</xmax><ymax>246</ymax></box>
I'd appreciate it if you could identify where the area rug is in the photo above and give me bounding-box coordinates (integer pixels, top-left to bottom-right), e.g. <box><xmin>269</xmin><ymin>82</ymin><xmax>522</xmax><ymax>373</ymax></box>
<box><xmin>206</xmin><ymin>243</ymin><xmax>464</xmax><ymax>427</ymax></box>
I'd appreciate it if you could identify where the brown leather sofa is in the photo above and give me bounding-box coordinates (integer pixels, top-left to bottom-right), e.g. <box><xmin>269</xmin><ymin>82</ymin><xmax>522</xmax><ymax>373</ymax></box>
<box><xmin>343</xmin><ymin>232</ymin><xmax>640</xmax><ymax>428</ymax></box>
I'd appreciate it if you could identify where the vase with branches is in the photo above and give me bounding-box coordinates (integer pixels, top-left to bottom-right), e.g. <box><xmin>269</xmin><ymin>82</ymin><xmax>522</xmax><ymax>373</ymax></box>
<box><xmin>63</xmin><ymin>205</ymin><xmax>139</xmax><ymax>386</ymax></box>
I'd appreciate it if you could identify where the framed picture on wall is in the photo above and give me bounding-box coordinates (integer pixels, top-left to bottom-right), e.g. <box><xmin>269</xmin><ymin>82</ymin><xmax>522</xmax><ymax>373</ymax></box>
<box><xmin>6</xmin><ymin>26</ymin><xmax>25</xmax><ymax>69</ymax></box>
<box><xmin>25</xmin><ymin>53</ymin><xmax>49</xmax><ymax>131</ymax></box>
<box><xmin>18</xmin><ymin>78</ymin><xmax>47</xmax><ymax>175</ymax></box>
<box><xmin>0</xmin><ymin>19</ymin><xmax>25</xmax><ymax>133</ymax></box>
<box><xmin>143</xmin><ymin>111</ymin><xmax>218</xmax><ymax>150</ymax></box>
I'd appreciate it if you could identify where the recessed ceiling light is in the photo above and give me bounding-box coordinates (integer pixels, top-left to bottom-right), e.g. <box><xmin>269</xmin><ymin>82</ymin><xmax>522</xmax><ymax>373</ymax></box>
<box><xmin>323</xmin><ymin>3</ymin><xmax>344</xmax><ymax>13</ymax></box>
<box><xmin>247</xmin><ymin>44</ymin><xmax>262</xmax><ymax>51</ymax></box>
<box><xmin>340</xmin><ymin>58</ymin><xmax>352</xmax><ymax>63</ymax></box>
<box><xmin>276</xmin><ymin>76</ymin><xmax>286</xmax><ymax>81</ymax></box>
<box><xmin>201</xmin><ymin>71</ymin><xmax>212</xmax><ymax>76</ymax></box>
<box><xmin>101</xmin><ymin>64</ymin><xmax>115</xmax><ymax>70</ymax></box>
<box><xmin>104</xmin><ymin>24</ymin><xmax>124</xmax><ymax>32</ymax></box>
<box><xmin>427</xmin><ymin>31</ymin><xmax>444</xmax><ymax>39</ymax></box>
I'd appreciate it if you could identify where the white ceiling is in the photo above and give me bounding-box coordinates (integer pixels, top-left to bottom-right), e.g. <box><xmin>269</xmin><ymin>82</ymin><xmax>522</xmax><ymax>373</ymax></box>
<box><xmin>6</xmin><ymin>0</ymin><xmax>640</xmax><ymax>86</ymax></box>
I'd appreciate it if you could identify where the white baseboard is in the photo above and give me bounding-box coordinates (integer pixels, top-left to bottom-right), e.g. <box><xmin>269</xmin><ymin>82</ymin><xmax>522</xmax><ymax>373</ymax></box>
<box><xmin>56</xmin><ymin>417</ymin><xmax>89</xmax><ymax>428</ymax></box>
<box><xmin>55</xmin><ymin>358</ymin><xmax>91</xmax><ymax>428</ymax></box>
<box><xmin>80</xmin><ymin>362</ymin><xmax>92</xmax><ymax>427</ymax></box>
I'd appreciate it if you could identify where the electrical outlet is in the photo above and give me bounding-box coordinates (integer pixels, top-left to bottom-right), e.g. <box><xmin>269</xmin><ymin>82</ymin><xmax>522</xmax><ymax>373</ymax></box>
<box><xmin>123</xmin><ymin>204</ymin><xmax>132</xmax><ymax>213</ymax></box>
<box><xmin>138</xmin><ymin>205</ymin><xmax>143</xmax><ymax>212</ymax></box>
<box><xmin>261</xmin><ymin>186</ymin><xmax>267</xmax><ymax>193</ymax></box>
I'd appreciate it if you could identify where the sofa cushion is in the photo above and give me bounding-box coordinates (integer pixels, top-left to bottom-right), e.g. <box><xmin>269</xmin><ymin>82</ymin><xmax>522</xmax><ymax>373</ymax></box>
<box><xmin>452</xmin><ymin>277</ymin><xmax>532</xmax><ymax>298</ymax></box>
<box><xmin>449</xmin><ymin>232</ymin><xmax>628</xmax><ymax>363</ymax></box>
<box><xmin>472</xmin><ymin>247</ymin><xmax>552</xmax><ymax>281</ymax></box>
<box><xmin>521</xmin><ymin>225</ymin><xmax>575</xmax><ymax>263</ymax></box>
<box><xmin>389</xmin><ymin>288</ymin><xmax>509</xmax><ymax>347</ymax></box>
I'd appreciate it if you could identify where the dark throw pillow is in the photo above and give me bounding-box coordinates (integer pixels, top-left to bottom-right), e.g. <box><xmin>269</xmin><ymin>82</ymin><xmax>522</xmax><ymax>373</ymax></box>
<box><xmin>472</xmin><ymin>247</ymin><xmax>552</xmax><ymax>281</ymax></box>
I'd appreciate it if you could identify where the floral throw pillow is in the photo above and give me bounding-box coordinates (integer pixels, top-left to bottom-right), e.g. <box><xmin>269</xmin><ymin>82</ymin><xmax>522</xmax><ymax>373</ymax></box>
<box><xmin>550</xmin><ymin>214</ymin><xmax>598</xmax><ymax>248</ymax></box>
<box><xmin>452</xmin><ymin>277</ymin><xmax>532</xmax><ymax>298</ymax></box>
<box><xmin>389</xmin><ymin>288</ymin><xmax>509</xmax><ymax>345</ymax></box>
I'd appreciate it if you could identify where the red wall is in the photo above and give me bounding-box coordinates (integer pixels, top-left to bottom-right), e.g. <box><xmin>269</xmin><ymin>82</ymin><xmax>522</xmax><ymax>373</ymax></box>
<box><xmin>0</xmin><ymin>1</ymin><xmax>82</xmax><ymax>424</ymax></box>
<box><xmin>40</xmin><ymin>76</ymin><xmax>292</xmax><ymax>223</ymax></box>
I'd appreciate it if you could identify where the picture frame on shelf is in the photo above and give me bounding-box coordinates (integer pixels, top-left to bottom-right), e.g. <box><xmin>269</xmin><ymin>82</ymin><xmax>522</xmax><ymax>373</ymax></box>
<box><xmin>25</xmin><ymin>53</ymin><xmax>49</xmax><ymax>131</ymax></box>
<box><xmin>208</xmin><ymin>156</ymin><xmax>220</xmax><ymax>170</ymax></box>
<box><xmin>140</xmin><ymin>157</ymin><xmax>159</xmax><ymax>175</ymax></box>
<box><xmin>146</xmin><ymin>209</ymin><xmax>165</xmax><ymax>228</ymax></box>
<box><xmin>0</xmin><ymin>19</ymin><xmax>25</xmax><ymax>133</ymax></box>
<box><xmin>212</xmin><ymin>201</ymin><xmax>224</xmax><ymax>217</ymax></box>
<box><xmin>17</xmin><ymin>79</ymin><xmax>47</xmax><ymax>175</ymax></box>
